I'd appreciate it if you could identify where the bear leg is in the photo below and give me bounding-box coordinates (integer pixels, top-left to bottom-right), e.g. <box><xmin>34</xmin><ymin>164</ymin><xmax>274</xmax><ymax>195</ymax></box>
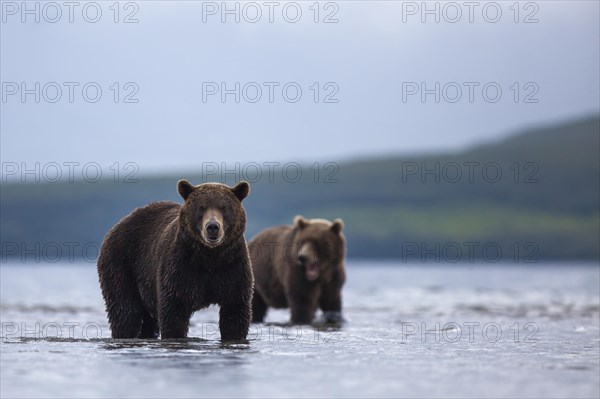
<box><xmin>319</xmin><ymin>284</ymin><xmax>342</xmax><ymax>313</ymax></box>
<box><xmin>289</xmin><ymin>303</ymin><xmax>316</xmax><ymax>324</ymax></box>
<box><xmin>251</xmin><ymin>291</ymin><xmax>268</xmax><ymax>323</ymax></box>
<box><xmin>107</xmin><ymin>305</ymin><xmax>145</xmax><ymax>339</ymax></box>
<box><xmin>99</xmin><ymin>257</ymin><xmax>147</xmax><ymax>338</ymax></box>
<box><xmin>219</xmin><ymin>301</ymin><xmax>252</xmax><ymax>340</ymax></box>
<box><xmin>139</xmin><ymin>312</ymin><xmax>159</xmax><ymax>339</ymax></box>
<box><xmin>287</xmin><ymin>287</ymin><xmax>319</xmax><ymax>324</ymax></box>
<box><xmin>158</xmin><ymin>295</ymin><xmax>192</xmax><ymax>339</ymax></box>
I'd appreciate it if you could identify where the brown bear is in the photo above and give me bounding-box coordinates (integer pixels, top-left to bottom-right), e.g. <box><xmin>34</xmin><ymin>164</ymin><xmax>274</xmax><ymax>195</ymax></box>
<box><xmin>249</xmin><ymin>216</ymin><xmax>346</xmax><ymax>324</ymax></box>
<box><xmin>97</xmin><ymin>180</ymin><xmax>253</xmax><ymax>340</ymax></box>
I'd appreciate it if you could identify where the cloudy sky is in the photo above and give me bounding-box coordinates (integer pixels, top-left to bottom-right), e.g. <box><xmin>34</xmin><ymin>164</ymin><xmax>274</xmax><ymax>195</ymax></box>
<box><xmin>1</xmin><ymin>1</ymin><xmax>599</xmax><ymax>175</ymax></box>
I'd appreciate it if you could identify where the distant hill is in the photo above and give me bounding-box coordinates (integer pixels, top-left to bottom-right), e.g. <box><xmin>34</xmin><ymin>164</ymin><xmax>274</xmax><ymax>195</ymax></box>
<box><xmin>1</xmin><ymin>115</ymin><xmax>599</xmax><ymax>262</ymax></box>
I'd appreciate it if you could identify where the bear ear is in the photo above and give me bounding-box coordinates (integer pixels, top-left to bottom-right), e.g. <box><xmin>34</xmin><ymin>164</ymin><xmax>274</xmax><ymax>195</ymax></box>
<box><xmin>177</xmin><ymin>179</ymin><xmax>195</xmax><ymax>200</ymax></box>
<box><xmin>294</xmin><ymin>215</ymin><xmax>308</xmax><ymax>229</ymax></box>
<box><xmin>232</xmin><ymin>181</ymin><xmax>250</xmax><ymax>202</ymax></box>
<box><xmin>331</xmin><ymin>218</ymin><xmax>344</xmax><ymax>234</ymax></box>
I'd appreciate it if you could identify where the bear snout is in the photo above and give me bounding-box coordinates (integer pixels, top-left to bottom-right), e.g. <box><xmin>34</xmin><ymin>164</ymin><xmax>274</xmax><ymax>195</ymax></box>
<box><xmin>298</xmin><ymin>242</ymin><xmax>320</xmax><ymax>281</ymax></box>
<box><xmin>297</xmin><ymin>254</ymin><xmax>308</xmax><ymax>265</ymax></box>
<box><xmin>205</xmin><ymin>222</ymin><xmax>221</xmax><ymax>240</ymax></box>
<box><xmin>206</xmin><ymin>222</ymin><xmax>220</xmax><ymax>236</ymax></box>
<box><xmin>201</xmin><ymin>208</ymin><xmax>225</xmax><ymax>246</ymax></box>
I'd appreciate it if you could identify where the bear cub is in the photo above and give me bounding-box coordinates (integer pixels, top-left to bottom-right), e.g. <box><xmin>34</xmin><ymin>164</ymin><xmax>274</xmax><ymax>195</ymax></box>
<box><xmin>250</xmin><ymin>216</ymin><xmax>346</xmax><ymax>324</ymax></box>
<box><xmin>97</xmin><ymin>180</ymin><xmax>253</xmax><ymax>340</ymax></box>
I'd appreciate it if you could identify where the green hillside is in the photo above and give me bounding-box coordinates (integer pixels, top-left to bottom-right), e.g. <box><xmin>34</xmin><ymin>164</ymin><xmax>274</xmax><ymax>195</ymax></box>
<box><xmin>1</xmin><ymin>115</ymin><xmax>599</xmax><ymax>262</ymax></box>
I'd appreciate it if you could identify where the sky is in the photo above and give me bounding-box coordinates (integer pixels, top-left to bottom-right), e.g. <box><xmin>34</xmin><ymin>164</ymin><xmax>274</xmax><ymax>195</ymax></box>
<box><xmin>1</xmin><ymin>1</ymin><xmax>599</xmax><ymax>176</ymax></box>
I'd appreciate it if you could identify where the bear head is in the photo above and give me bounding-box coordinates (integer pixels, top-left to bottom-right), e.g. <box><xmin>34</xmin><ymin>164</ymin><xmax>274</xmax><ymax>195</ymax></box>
<box><xmin>177</xmin><ymin>180</ymin><xmax>250</xmax><ymax>248</ymax></box>
<box><xmin>291</xmin><ymin>215</ymin><xmax>345</xmax><ymax>282</ymax></box>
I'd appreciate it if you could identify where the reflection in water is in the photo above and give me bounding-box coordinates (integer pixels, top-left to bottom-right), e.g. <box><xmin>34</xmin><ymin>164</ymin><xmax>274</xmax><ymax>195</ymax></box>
<box><xmin>1</xmin><ymin>336</ymin><xmax>253</xmax><ymax>370</ymax></box>
<box><xmin>100</xmin><ymin>337</ymin><xmax>250</xmax><ymax>350</ymax></box>
<box><xmin>99</xmin><ymin>338</ymin><xmax>253</xmax><ymax>371</ymax></box>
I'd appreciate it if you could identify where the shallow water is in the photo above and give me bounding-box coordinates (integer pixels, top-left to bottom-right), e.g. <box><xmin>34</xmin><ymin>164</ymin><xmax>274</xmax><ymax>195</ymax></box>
<box><xmin>1</xmin><ymin>262</ymin><xmax>599</xmax><ymax>398</ymax></box>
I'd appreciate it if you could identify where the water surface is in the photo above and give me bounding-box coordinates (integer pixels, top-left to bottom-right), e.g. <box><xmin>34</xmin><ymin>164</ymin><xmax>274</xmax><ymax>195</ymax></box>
<box><xmin>1</xmin><ymin>262</ymin><xmax>598</xmax><ymax>398</ymax></box>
